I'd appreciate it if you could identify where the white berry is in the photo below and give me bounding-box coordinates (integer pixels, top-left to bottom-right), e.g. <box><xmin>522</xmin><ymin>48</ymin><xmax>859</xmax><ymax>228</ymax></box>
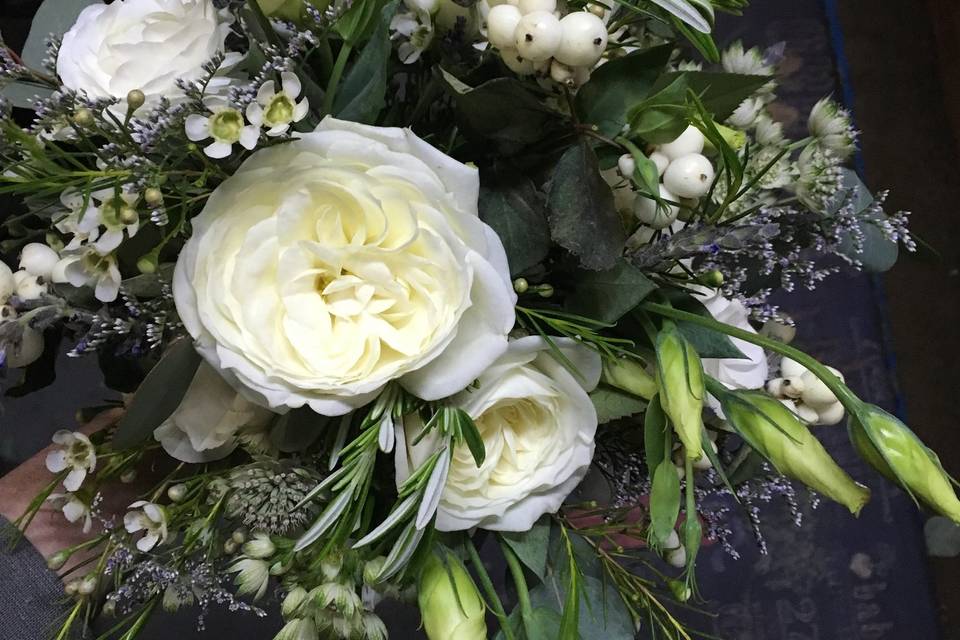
<box><xmin>816</xmin><ymin>401</ymin><xmax>845</xmax><ymax>426</ymax></box>
<box><xmin>800</xmin><ymin>368</ymin><xmax>843</xmax><ymax>408</ymax></box>
<box><xmin>487</xmin><ymin>4</ymin><xmax>522</xmax><ymax>50</ymax></box>
<box><xmin>633</xmin><ymin>184</ymin><xmax>679</xmax><ymax>230</ymax></box>
<box><xmin>19</xmin><ymin>243</ymin><xmax>59</xmax><ymax>280</ymax></box>
<box><xmin>499</xmin><ymin>47</ymin><xmax>535</xmax><ymax>75</ymax></box>
<box><xmin>649</xmin><ymin>151</ymin><xmax>670</xmax><ymax>176</ymax></box>
<box><xmin>795</xmin><ymin>403</ymin><xmax>820</xmax><ymax>424</ymax></box>
<box><xmin>555</xmin><ymin>12</ymin><xmax>607</xmax><ymax>67</ymax></box>
<box><xmin>617</xmin><ymin>153</ymin><xmax>635</xmax><ymax>178</ymax></box>
<box><xmin>666</xmin><ymin>545</ymin><xmax>687</xmax><ymax>568</ymax></box>
<box><xmin>518</xmin><ymin>0</ymin><xmax>556</xmax><ymax>14</ymax></box>
<box><xmin>781</xmin><ymin>375</ymin><xmax>805</xmax><ymax>399</ymax></box>
<box><xmin>780</xmin><ymin>356</ymin><xmax>808</xmax><ymax>378</ymax></box>
<box><xmin>514</xmin><ymin>11</ymin><xmax>562</xmax><ymax>62</ymax></box>
<box><xmin>663</xmin><ymin>153</ymin><xmax>715</xmax><ymax>198</ymax></box>
<box><xmin>549</xmin><ymin>59</ymin><xmax>574</xmax><ymax>85</ymax></box>
<box><xmin>659</xmin><ymin>125</ymin><xmax>705</xmax><ymax>160</ymax></box>
<box><xmin>13</xmin><ymin>270</ymin><xmax>46</xmax><ymax>301</ymax></box>
<box><xmin>766</xmin><ymin>377</ymin><xmax>787</xmax><ymax>397</ymax></box>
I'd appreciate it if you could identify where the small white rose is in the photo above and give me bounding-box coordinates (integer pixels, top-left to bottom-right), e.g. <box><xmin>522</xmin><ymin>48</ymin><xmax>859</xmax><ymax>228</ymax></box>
<box><xmin>153</xmin><ymin>362</ymin><xmax>275</xmax><ymax>463</ymax></box>
<box><xmin>395</xmin><ymin>336</ymin><xmax>601</xmax><ymax>531</ymax></box>
<box><xmin>245</xmin><ymin>72</ymin><xmax>310</xmax><ymax>137</ymax></box>
<box><xmin>57</xmin><ymin>0</ymin><xmax>234</xmax><ymax>113</ymax></box>
<box><xmin>173</xmin><ymin>117</ymin><xmax>517</xmax><ymax>415</ymax></box>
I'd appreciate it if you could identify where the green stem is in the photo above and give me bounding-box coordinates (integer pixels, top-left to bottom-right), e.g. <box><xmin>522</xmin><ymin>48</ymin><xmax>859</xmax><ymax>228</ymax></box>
<box><xmin>54</xmin><ymin>601</ymin><xmax>84</xmax><ymax>640</ymax></box>
<box><xmin>641</xmin><ymin>301</ymin><xmax>861</xmax><ymax>409</ymax></box>
<box><xmin>322</xmin><ymin>43</ymin><xmax>353</xmax><ymax>115</ymax></box>
<box><xmin>466</xmin><ymin>538</ymin><xmax>516</xmax><ymax>640</ymax></box>
<box><xmin>500</xmin><ymin>537</ymin><xmax>534</xmax><ymax>628</ymax></box>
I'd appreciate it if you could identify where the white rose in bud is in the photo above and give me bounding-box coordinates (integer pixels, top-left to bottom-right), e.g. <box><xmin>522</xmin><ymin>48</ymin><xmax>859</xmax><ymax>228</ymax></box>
<box><xmin>19</xmin><ymin>243</ymin><xmax>60</xmax><ymax>279</ymax></box>
<box><xmin>395</xmin><ymin>337</ymin><xmax>601</xmax><ymax>531</ymax></box>
<box><xmin>57</xmin><ymin>0</ymin><xmax>234</xmax><ymax>112</ymax></box>
<box><xmin>173</xmin><ymin>117</ymin><xmax>516</xmax><ymax>416</ymax></box>
<box><xmin>154</xmin><ymin>362</ymin><xmax>274</xmax><ymax>463</ymax></box>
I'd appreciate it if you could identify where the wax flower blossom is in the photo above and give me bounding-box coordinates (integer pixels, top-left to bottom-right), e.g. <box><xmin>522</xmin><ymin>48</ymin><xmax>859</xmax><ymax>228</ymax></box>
<box><xmin>246</xmin><ymin>72</ymin><xmax>310</xmax><ymax>136</ymax></box>
<box><xmin>45</xmin><ymin>430</ymin><xmax>97</xmax><ymax>492</ymax></box>
<box><xmin>48</xmin><ymin>493</ymin><xmax>93</xmax><ymax>533</ymax></box>
<box><xmin>123</xmin><ymin>501</ymin><xmax>170</xmax><ymax>552</ymax></box>
<box><xmin>186</xmin><ymin>100</ymin><xmax>260</xmax><ymax>159</ymax></box>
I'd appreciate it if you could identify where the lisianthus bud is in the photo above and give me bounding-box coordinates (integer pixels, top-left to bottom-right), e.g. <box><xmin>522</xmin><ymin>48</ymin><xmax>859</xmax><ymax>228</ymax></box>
<box><xmin>849</xmin><ymin>404</ymin><xmax>960</xmax><ymax>522</ymax></box>
<box><xmin>655</xmin><ymin>321</ymin><xmax>705</xmax><ymax>460</ymax></box>
<box><xmin>718</xmin><ymin>387</ymin><xmax>870</xmax><ymax>515</ymax></box>
<box><xmin>602</xmin><ymin>356</ymin><xmax>656</xmax><ymax>400</ymax></box>
<box><xmin>417</xmin><ymin>552</ymin><xmax>486</xmax><ymax>640</ymax></box>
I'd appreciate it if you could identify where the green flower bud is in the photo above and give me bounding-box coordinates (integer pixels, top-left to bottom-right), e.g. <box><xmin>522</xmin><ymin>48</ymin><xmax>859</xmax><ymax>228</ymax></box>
<box><xmin>718</xmin><ymin>388</ymin><xmax>870</xmax><ymax>515</ymax></box>
<box><xmin>167</xmin><ymin>483</ymin><xmax>188</xmax><ymax>502</ymax></box>
<box><xmin>512</xmin><ymin>277</ymin><xmax>529</xmax><ymax>294</ymax></box>
<box><xmin>73</xmin><ymin>108</ymin><xmax>94</xmax><ymax>128</ymax></box>
<box><xmin>136</xmin><ymin>254</ymin><xmax>158</xmax><ymax>275</ymax></box>
<box><xmin>417</xmin><ymin>552</ymin><xmax>486</xmax><ymax>640</ymax></box>
<box><xmin>602</xmin><ymin>356</ymin><xmax>656</xmax><ymax>400</ymax></box>
<box><xmin>126</xmin><ymin>89</ymin><xmax>146</xmax><ymax>112</ymax></box>
<box><xmin>702</xmin><ymin>122</ymin><xmax>747</xmax><ymax>152</ymax></box>
<box><xmin>47</xmin><ymin>549</ymin><xmax>71</xmax><ymax>571</ymax></box>
<box><xmin>849</xmin><ymin>404</ymin><xmax>960</xmax><ymax>522</ymax></box>
<box><xmin>655</xmin><ymin>321</ymin><xmax>705</xmax><ymax>459</ymax></box>
<box><xmin>144</xmin><ymin>187</ymin><xmax>164</xmax><ymax>206</ymax></box>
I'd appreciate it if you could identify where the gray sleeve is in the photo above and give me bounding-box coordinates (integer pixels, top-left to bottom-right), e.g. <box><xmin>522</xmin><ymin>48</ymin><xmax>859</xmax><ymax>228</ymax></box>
<box><xmin>0</xmin><ymin>517</ymin><xmax>70</xmax><ymax>640</ymax></box>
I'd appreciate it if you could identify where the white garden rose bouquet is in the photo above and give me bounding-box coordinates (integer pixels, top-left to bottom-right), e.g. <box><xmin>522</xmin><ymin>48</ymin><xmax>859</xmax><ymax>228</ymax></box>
<box><xmin>0</xmin><ymin>0</ymin><xmax>955</xmax><ymax>638</ymax></box>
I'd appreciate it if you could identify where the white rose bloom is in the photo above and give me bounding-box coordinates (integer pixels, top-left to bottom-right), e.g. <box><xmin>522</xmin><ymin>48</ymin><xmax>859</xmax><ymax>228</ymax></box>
<box><xmin>693</xmin><ymin>286</ymin><xmax>768</xmax><ymax>412</ymax></box>
<box><xmin>174</xmin><ymin>117</ymin><xmax>517</xmax><ymax>416</ymax></box>
<box><xmin>395</xmin><ymin>337</ymin><xmax>601</xmax><ymax>531</ymax></box>
<box><xmin>57</xmin><ymin>0</ymin><xmax>235</xmax><ymax>112</ymax></box>
<box><xmin>153</xmin><ymin>362</ymin><xmax>275</xmax><ymax>463</ymax></box>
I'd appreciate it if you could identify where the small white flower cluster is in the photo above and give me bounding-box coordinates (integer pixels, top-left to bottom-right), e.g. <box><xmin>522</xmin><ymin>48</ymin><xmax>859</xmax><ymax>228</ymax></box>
<box><xmin>185</xmin><ymin>72</ymin><xmax>309</xmax><ymax>159</ymax></box>
<box><xmin>43</xmin><ymin>429</ymin><xmax>98</xmax><ymax>534</ymax></box>
<box><xmin>485</xmin><ymin>0</ymin><xmax>607</xmax><ymax>88</ymax></box>
<box><xmin>606</xmin><ymin>125</ymin><xmax>716</xmax><ymax>240</ymax></box>
<box><xmin>766</xmin><ymin>357</ymin><xmax>846</xmax><ymax>426</ymax></box>
<box><xmin>0</xmin><ymin>242</ymin><xmax>64</xmax><ymax>368</ymax></box>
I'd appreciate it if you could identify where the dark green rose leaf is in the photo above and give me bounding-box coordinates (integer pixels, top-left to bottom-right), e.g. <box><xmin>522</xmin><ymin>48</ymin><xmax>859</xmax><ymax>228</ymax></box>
<box><xmin>478</xmin><ymin>179</ymin><xmax>551</xmax><ymax>276</ymax></box>
<box><xmin>565</xmin><ymin>258</ymin><xmax>657</xmax><ymax>322</ymax></box>
<box><xmin>649</xmin><ymin>71</ymin><xmax>771</xmax><ymax>121</ymax></box>
<box><xmin>590</xmin><ymin>386</ymin><xmax>648</xmax><ymax>424</ymax></box>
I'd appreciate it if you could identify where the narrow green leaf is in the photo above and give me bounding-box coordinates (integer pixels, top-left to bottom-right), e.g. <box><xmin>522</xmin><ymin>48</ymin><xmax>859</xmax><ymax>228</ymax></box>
<box><xmin>643</xmin><ymin>393</ymin><xmax>668</xmax><ymax>472</ymax></box>
<box><xmin>456</xmin><ymin>410</ymin><xmax>486</xmax><ymax>467</ymax></box>
<box><xmin>649</xmin><ymin>459</ymin><xmax>681</xmax><ymax>545</ymax></box>
<box><xmin>333</xmin><ymin>0</ymin><xmax>397</xmax><ymax>123</ymax></box>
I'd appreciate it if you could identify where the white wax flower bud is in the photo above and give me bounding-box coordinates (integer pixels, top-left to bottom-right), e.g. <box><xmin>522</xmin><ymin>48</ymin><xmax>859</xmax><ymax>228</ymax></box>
<box><xmin>555</xmin><ymin>11</ymin><xmax>607</xmax><ymax>68</ymax></box>
<box><xmin>19</xmin><ymin>243</ymin><xmax>60</xmax><ymax>279</ymax></box>
<box><xmin>780</xmin><ymin>356</ymin><xmax>807</xmax><ymax>378</ymax></box>
<box><xmin>781</xmin><ymin>375</ymin><xmax>805</xmax><ymax>398</ymax></box>
<box><xmin>666</xmin><ymin>545</ymin><xmax>687</xmax><ymax>568</ymax></box>
<box><xmin>795</xmin><ymin>403</ymin><xmax>819</xmax><ymax>425</ymax></box>
<box><xmin>487</xmin><ymin>4</ymin><xmax>522</xmax><ymax>50</ymax></box>
<box><xmin>662</xmin><ymin>153</ymin><xmax>715</xmax><ymax>198</ymax></box>
<box><xmin>658</xmin><ymin>125</ymin><xmax>705</xmax><ymax>160</ymax></box>
<box><xmin>634</xmin><ymin>184</ymin><xmax>679</xmax><ymax>230</ymax></box>
<box><xmin>514</xmin><ymin>11</ymin><xmax>562</xmax><ymax>62</ymax></box>
<box><xmin>550</xmin><ymin>59</ymin><xmax>575</xmax><ymax>85</ymax></box>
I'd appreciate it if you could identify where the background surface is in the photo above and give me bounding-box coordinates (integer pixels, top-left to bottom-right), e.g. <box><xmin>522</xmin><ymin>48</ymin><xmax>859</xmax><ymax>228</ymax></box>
<box><xmin>1</xmin><ymin>0</ymin><xmax>958</xmax><ymax>638</ymax></box>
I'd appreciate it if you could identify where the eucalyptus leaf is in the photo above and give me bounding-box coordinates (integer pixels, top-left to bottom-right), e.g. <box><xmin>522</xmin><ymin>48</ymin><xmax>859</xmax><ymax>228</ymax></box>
<box><xmin>649</xmin><ymin>459</ymin><xmax>681</xmax><ymax>545</ymax></box>
<box><xmin>120</xmin><ymin>264</ymin><xmax>176</xmax><ymax>298</ymax></box>
<box><xmin>547</xmin><ymin>139</ymin><xmax>625</xmax><ymax>271</ymax></box>
<box><xmin>112</xmin><ymin>339</ymin><xmax>202</xmax><ymax>449</ymax></box>
<box><xmin>830</xmin><ymin>170</ymin><xmax>898</xmax><ymax>272</ymax></box>
<box><xmin>500</xmin><ymin>517</ymin><xmax>551</xmax><ymax>579</ymax></box>
<box><xmin>590</xmin><ymin>386</ymin><xmax>647</xmax><ymax>424</ymax></box>
<box><xmin>478</xmin><ymin>179</ymin><xmax>551</xmax><ymax>276</ymax></box>
<box><xmin>333</xmin><ymin>0</ymin><xmax>396</xmax><ymax>123</ymax></box>
<box><xmin>21</xmin><ymin>0</ymin><xmax>99</xmax><ymax>68</ymax></box>
<box><xmin>494</xmin><ymin>607</ymin><xmax>561</xmax><ymax>640</ymax></box>
<box><xmin>575</xmin><ymin>45</ymin><xmax>673</xmax><ymax>136</ymax></box>
<box><xmin>565</xmin><ymin>258</ymin><xmax>657</xmax><ymax>322</ymax></box>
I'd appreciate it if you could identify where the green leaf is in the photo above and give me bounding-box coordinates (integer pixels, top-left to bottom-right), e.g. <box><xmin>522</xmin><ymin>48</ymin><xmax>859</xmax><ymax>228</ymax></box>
<box><xmin>565</xmin><ymin>258</ymin><xmax>657</xmax><ymax>323</ymax></box>
<box><xmin>925</xmin><ymin>516</ymin><xmax>960</xmax><ymax>558</ymax></box>
<box><xmin>120</xmin><ymin>264</ymin><xmax>176</xmax><ymax>298</ymax></box>
<box><xmin>21</xmin><ymin>0</ymin><xmax>99</xmax><ymax>68</ymax></box>
<box><xmin>0</xmin><ymin>82</ymin><xmax>52</xmax><ymax>110</ymax></box>
<box><xmin>649</xmin><ymin>459</ymin><xmax>681</xmax><ymax>545</ymax></box>
<box><xmin>677</xmin><ymin>320</ymin><xmax>746</xmax><ymax>359</ymax></box>
<box><xmin>528</xmin><ymin>574</ymin><xmax>633</xmax><ymax>640</ymax></box>
<box><xmin>501</xmin><ymin>518</ymin><xmax>551</xmax><ymax>579</ymax></box>
<box><xmin>644</xmin><ymin>393</ymin><xmax>668</xmax><ymax>472</ymax></box>
<box><xmin>441</xmin><ymin>70</ymin><xmax>558</xmax><ymax>150</ymax></box>
<box><xmin>650</xmin><ymin>0</ymin><xmax>712</xmax><ymax>33</ymax></box>
<box><xmin>336</xmin><ymin>0</ymin><xmax>387</xmax><ymax>44</ymax></box>
<box><xmin>575</xmin><ymin>45</ymin><xmax>673</xmax><ymax>136</ymax></box>
<box><xmin>670</xmin><ymin>17</ymin><xmax>720</xmax><ymax>62</ymax></box>
<box><xmin>628</xmin><ymin>74</ymin><xmax>690</xmax><ymax>144</ymax></box>
<box><xmin>558</xmin><ymin>563</ymin><xmax>580</xmax><ymax>640</ymax></box>
<box><xmin>652</xmin><ymin>71</ymin><xmax>770</xmax><ymax>121</ymax></box>
<box><xmin>590</xmin><ymin>386</ymin><xmax>647</xmax><ymax>424</ymax></box>
<box><xmin>270</xmin><ymin>408</ymin><xmax>332</xmax><ymax>453</ymax></box>
<box><xmin>333</xmin><ymin>1</ymin><xmax>396</xmax><ymax>123</ymax></box>
<box><xmin>478</xmin><ymin>179</ymin><xmax>551</xmax><ymax>276</ymax></box>
<box><xmin>494</xmin><ymin>607</ymin><xmax>562</xmax><ymax>640</ymax></box>
<box><xmin>547</xmin><ymin>139</ymin><xmax>625</xmax><ymax>271</ymax></box>
<box><xmin>113</xmin><ymin>339</ymin><xmax>202</xmax><ymax>449</ymax></box>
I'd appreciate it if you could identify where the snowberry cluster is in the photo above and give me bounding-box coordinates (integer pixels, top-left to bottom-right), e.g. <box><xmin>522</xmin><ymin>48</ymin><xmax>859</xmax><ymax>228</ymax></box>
<box><xmin>615</xmin><ymin>125</ymin><xmax>717</xmax><ymax>231</ymax></box>
<box><xmin>485</xmin><ymin>0</ymin><xmax>608</xmax><ymax>88</ymax></box>
<box><xmin>766</xmin><ymin>357</ymin><xmax>845</xmax><ymax>426</ymax></box>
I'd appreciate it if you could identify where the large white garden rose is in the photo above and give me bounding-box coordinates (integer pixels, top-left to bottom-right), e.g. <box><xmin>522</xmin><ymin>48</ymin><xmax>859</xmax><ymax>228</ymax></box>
<box><xmin>153</xmin><ymin>362</ymin><xmax>274</xmax><ymax>463</ymax></box>
<box><xmin>174</xmin><ymin>117</ymin><xmax>517</xmax><ymax>415</ymax></box>
<box><xmin>395</xmin><ymin>337</ymin><xmax>601</xmax><ymax>531</ymax></box>
<box><xmin>57</xmin><ymin>0</ymin><xmax>234</xmax><ymax>110</ymax></box>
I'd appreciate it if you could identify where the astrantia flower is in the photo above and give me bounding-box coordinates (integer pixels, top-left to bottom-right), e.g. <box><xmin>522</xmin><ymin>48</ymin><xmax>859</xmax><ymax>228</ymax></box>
<box><xmin>123</xmin><ymin>501</ymin><xmax>169</xmax><ymax>552</ymax></box>
<box><xmin>722</xmin><ymin>41</ymin><xmax>775</xmax><ymax>77</ymax></box>
<box><xmin>754</xmin><ymin>114</ymin><xmax>784</xmax><ymax>147</ymax></box>
<box><xmin>396</xmin><ymin>337</ymin><xmax>600</xmax><ymax>531</ymax></box>
<box><xmin>246</xmin><ymin>72</ymin><xmax>310</xmax><ymax>136</ymax></box>
<box><xmin>391</xmin><ymin>10</ymin><xmax>435</xmax><ymax>64</ymax></box>
<box><xmin>56</xmin><ymin>0</ymin><xmax>236</xmax><ymax>113</ymax></box>
<box><xmin>55</xmin><ymin>246</ymin><xmax>122</xmax><ymax>302</ymax></box>
<box><xmin>314</xmin><ymin>582</ymin><xmax>362</xmax><ymax>617</ymax></box>
<box><xmin>727</xmin><ymin>96</ymin><xmax>764</xmax><ymax>129</ymax></box>
<box><xmin>48</xmin><ymin>493</ymin><xmax>93</xmax><ymax>533</ymax></box>
<box><xmin>275</xmin><ymin>618</ymin><xmax>319</xmax><ymax>640</ymax></box>
<box><xmin>808</xmin><ymin>97</ymin><xmax>857</xmax><ymax>159</ymax></box>
<box><xmin>173</xmin><ymin>117</ymin><xmax>516</xmax><ymax>415</ymax></box>
<box><xmin>229</xmin><ymin>558</ymin><xmax>271</xmax><ymax>600</ymax></box>
<box><xmin>45</xmin><ymin>430</ymin><xmax>96</xmax><ymax>492</ymax></box>
<box><xmin>795</xmin><ymin>143</ymin><xmax>844</xmax><ymax>212</ymax></box>
<box><xmin>186</xmin><ymin>101</ymin><xmax>260</xmax><ymax>159</ymax></box>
